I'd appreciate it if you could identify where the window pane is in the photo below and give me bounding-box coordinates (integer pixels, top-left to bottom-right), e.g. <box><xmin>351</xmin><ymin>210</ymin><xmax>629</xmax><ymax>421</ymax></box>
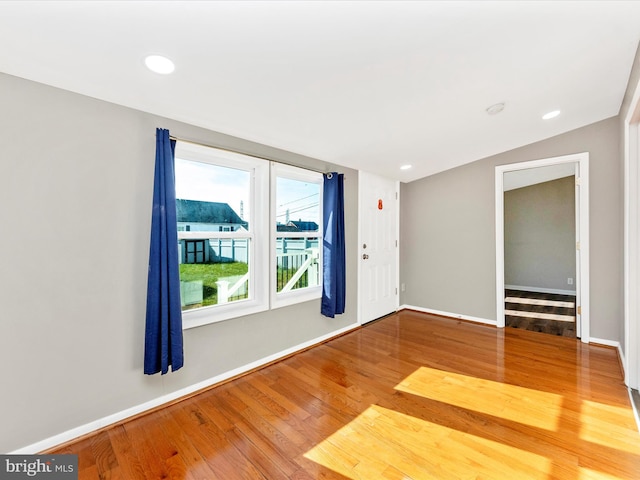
<box><xmin>275</xmin><ymin>237</ymin><xmax>319</xmax><ymax>293</ymax></box>
<box><xmin>175</xmin><ymin>158</ymin><xmax>251</xmax><ymax>311</ymax></box>
<box><xmin>178</xmin><ymin>238</ymin><xmax>250</xmax><ymax>310</ymax></box>
<box><xmin>274</xmin><ymin>173</ymin><xmax>321</xmax><ymax>298</ymax></box>
<box><xmin>175</xmin><ymin>159</ymin><xmax>250</xmax><ymax>231</ymax></box>
<box><xmin>275</xmin><ymin>177</ymin><xmax>320</xmax><ymax>232</ymax></box>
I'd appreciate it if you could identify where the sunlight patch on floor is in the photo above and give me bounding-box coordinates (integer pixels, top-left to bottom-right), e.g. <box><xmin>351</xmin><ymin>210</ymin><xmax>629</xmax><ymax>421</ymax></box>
<box><xmin>579</xmin><ymin>399</ymin><xmax>640</xmax><ymax>455</ymax></box>
<box><xmin>577</xmin><ymin>466</ymin><xmax>636</xmax><ymax>479</ymax></box>
<box><xmin>304</xmin><ymin>404</ymin><xmax>552</xmax><ymax>479</ymax></box>
<box><xmin>395</xmin><ymin>366</ymin><xmax>563</xmax><ymax>430</ymax></box>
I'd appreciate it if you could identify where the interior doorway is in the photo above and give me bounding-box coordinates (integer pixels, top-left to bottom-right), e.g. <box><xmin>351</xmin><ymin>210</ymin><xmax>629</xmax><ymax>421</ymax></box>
<box><xmin>495</xmin><ymin>153</ymin><xmax>590</xmax><ymax>343</ymax></box>
<box><xmin>503</xmin><ymin>168</ymin><xmax>577</xmax><ymax>338</ymax></box>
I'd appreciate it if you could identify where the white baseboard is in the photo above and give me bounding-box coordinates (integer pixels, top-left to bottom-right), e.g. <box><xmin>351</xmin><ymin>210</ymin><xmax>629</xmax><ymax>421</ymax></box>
<box><xmin>618</xmin><ymin>344</ymin><xmax>627</xmax><ymax>376</ymax></box>
<box><xmin>590</xmin><ymin>337</ymin><xmax>621</xmax><ymax>349</ymax></box>
<box><xmin>399</xmin><ymin>304</ymin><xmax>497</xmax><ymax>326</ymax></box>
<box><xmin>400</xmin><ymin>306</ymin><xmax>623</xmax><ymax>352</ymax></box>
<box><xmin>629</xmin><ymin>389</ymin><xmax>640</xmax><ymax>433</ymax></box>
<box><xmin>10</xmin><ymin>322</ymin><xmax>360</xmax><ymax>454</ymax></box>
<box><xmin>590</xmin><ymin>337</ymin><xmax>625</xmax><ymax>374</ymax></box>
<box><xmin>505</xmin><ymin>284</ymin><xmax>577</xmax><ymax>296</ymax></box>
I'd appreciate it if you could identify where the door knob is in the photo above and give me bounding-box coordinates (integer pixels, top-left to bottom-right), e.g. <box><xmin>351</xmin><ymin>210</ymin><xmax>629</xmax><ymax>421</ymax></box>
<box><xmin>362</xmin><ymin>254</ymin><xmax>369</xmax><ymax>260</ymax></box>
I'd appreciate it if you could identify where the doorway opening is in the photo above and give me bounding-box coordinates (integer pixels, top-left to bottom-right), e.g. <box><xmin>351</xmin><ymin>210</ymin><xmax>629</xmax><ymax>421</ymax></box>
<box><xmin>495</xmin><ymin>153</ymin><xmax>590</xmax><ymax>343</ymax></box>
<box><xmin>503</xmin><ymin>170</ymin><xmax>577</xmax><ymax>338</ymax></box>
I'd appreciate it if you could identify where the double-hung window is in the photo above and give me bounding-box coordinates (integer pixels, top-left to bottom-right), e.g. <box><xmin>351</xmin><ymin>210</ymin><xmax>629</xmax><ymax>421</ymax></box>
<box><xmin>175</xmin><ymin>142</ymin><xmax>269</xmax><ymax>328</ymax></box>
<box><xmin>271</xmin><ymin>163</ymin><xmax>323</xmax><ymax>308</ymax></box>
<box><xmin>174</xmin><ymin>141</ymin><xmax>322</xmax><ymax>328</ymax></box>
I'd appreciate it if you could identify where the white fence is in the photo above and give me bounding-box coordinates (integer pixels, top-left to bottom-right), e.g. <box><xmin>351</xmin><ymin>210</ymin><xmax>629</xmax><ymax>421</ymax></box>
<box><xmin>216</xmin><ymin>248</ymin><xmax>320</xmax><ymax>303</ymax></box>
<box><xmin>178</xmin><ymin>237</ymin><xmax>318</xmax><ymax>265</ymax></box>
<box><xmin>178</xmin><ymin>237</ymin><xmax>320</xmax><ymax>306</ymax></box>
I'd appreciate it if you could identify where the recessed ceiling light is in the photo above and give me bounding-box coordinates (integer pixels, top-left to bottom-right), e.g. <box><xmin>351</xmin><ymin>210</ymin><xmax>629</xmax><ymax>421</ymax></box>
<box><xmin>486</xmin><ymin>102</ymin><xmax>505</xmax><ymax>115</ymax></box>
<box><xmin>144</xmin><ymin>55</ymin><xmax>175</xmax><ymax>74</ymax></box>
<box><xmin>400</xmin><ymin>164</ymin><xmax>412</xmax><ymax>170</ymax></box>
<box><xmin>542</xmin><ymin>110</ymin><xmax>561</xmax><ymax>120</ymax></box>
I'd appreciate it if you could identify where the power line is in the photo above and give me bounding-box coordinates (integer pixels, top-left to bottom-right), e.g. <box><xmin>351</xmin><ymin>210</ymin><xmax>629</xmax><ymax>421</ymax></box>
<box><xmin>278</xmin><ymin>192</ymin><xmax>319</xmax><ymax>207</ymax></box>
<box><xmin>276</xmin><ymin>202</ymin><xmax>319</xmax><ymax>218</ymax></box>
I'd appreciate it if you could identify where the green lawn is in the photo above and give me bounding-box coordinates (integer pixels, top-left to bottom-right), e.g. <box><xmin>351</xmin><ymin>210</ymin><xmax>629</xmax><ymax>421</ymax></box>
<box><xmin>276</xmin><ymin>267</ymin><xmax>308</xmax><ymax>292</ymax></box>
<box><xmin>180</xmin><ymin>262</ymin><xmax>311</xmax><ymax>310</ymax></box>
<box><xmin>179</xmin><ymin>262</ymin><xmax>248</xmax><ymax>308</ymax></box>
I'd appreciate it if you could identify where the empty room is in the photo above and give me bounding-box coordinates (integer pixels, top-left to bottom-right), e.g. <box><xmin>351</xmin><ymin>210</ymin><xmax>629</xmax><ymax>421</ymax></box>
<box><xmin>2</xmin><ymin>1</ymin><xmax>640</xmax><ymax>479</ymax></box>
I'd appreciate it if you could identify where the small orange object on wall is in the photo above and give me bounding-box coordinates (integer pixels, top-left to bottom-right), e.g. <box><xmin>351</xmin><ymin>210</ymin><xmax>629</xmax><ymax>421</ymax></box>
<box><xmin>378</xmin><ymin>199</ymin><xmax>383</xmax><ymax>210</ymax></box>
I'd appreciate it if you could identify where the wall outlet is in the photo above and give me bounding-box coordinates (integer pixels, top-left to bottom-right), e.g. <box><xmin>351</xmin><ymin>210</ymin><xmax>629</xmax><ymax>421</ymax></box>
<box><xmin>567</xmin><ymin>277</ymin><xmax>574</xmax><ymax>285</ymax></box>
<box><xmin>401</xmin><ymin>283</ymin><xmax>406</xmax><ymax>292</ymax></box>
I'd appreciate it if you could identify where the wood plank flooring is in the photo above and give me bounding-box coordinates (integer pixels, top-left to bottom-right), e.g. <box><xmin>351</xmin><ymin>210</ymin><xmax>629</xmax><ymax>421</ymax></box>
<box><xmin>49</xmin><ymin>311</ymin><xmax>640</xmax><ymax>479</ymax></box>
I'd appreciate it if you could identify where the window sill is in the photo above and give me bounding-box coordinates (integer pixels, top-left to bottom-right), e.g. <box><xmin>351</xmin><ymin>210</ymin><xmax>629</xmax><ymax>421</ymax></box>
<box><xmin>271</xmin><ymin>286</ymin><xmax>322</xmax><ymax>310</ymax></box>
<box><xmin>182</xmin><ymin>286</ymin><xmax>323</xmax><ymax>329</ymax></box>
<box><xmin>182</xmin><ymin>300</ymin><xmax>268</xmax><ymax>330</ymax></box>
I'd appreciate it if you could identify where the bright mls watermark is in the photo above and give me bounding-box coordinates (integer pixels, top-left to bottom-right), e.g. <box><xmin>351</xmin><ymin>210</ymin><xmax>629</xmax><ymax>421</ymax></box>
<box><xmin>0</xmin><ymin>455</ymin><xmax>77</xmax><ymax>479</ymax></box>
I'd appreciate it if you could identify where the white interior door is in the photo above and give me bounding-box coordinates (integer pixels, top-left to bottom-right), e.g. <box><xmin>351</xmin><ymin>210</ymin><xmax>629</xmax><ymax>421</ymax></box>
<box><xmin>358</xmin><ymin>171</ymin><xmax>399</xmax><ymax>324</ymax></box>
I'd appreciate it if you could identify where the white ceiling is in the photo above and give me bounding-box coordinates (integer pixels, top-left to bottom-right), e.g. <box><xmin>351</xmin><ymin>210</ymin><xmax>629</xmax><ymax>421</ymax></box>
<box><xmin>503</xmin><ymin>163</ymin><xmax>576</xmax><ymax>191</ymax></box>
<box><xmin>1</xmin><ymin>1</ymin><xmax>639</xmax><ymax>182</ymax></box>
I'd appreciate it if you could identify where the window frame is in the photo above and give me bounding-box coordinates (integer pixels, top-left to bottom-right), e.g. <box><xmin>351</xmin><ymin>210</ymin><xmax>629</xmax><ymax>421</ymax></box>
<box><xmin>175</xmin><ymin>141</ymin><xmax>270</xmax><ymax>329</ymax></box>
<box><xmin>270</xmin><ymin>162</ymin><xmax>324</xmax><ymax>309</ymax></box>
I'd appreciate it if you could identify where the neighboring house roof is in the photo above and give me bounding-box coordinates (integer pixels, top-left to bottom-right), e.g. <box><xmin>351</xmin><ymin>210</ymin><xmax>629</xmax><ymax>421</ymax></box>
<box><xmin>287</xmin><ymin>220</ymin><xmax>318</xmax><ymax>231</ymax></box>
<box><xmin>176</xmin><ymin>199</ymin><xmax>247</xmax><ymax>226</ymax></box>
<box><xmin>276</xmin><ymin>224</ymin><xmax>299</xmax><ymax>232</ymax></box>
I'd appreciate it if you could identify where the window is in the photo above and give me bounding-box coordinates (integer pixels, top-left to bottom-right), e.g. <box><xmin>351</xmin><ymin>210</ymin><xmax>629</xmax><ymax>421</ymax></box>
<box><xmin>272</xmin><ymin>163</ymin><xmax>323</xmax><ymax>308</ymax></box>
<box><xmin>184</xmin><ymin>240</ymin><xmax>206</xmax><ymax>264</ymax></box>
<box><xmin>174</xmin><ymin>142</ymin><xmax>322</xmax><ymax>328</ymax></box>
<box><xmin>175</xmin><ymin>142</ymin><xmax>269</xmax><ymax>328</ymax></box>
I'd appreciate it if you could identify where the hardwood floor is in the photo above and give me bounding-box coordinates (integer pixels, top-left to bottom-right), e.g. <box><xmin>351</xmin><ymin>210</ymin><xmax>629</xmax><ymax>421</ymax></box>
<box><xmin>49</xmin><ymin>311</ymin><xmax>640</xmax><ymax>479</ymax></box>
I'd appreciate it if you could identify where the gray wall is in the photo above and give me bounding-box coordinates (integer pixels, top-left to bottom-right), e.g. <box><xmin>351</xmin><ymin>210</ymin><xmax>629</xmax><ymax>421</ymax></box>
<box><xmin>400</xmin><ymin>116</ymin><xmax>622</xmax><ymax>341</ymax></box>
<box><xmin>0</xmin><ymin>72</ymin><xmax>359</xmax><ymax>453</ymax></box>
<box><xmin>504</xmin><ymin>176</ymin><xmax>576</xmax><ymax>292</ymax></box>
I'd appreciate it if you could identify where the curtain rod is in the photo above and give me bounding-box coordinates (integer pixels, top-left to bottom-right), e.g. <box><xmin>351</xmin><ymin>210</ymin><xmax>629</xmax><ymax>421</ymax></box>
<box><xmin>169</xmin><ymin>134</ymin><xmax>334</xmax><ymax>176</ymax></box>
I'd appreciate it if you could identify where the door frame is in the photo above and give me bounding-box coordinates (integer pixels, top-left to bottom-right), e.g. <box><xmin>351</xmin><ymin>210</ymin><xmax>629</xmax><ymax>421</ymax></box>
<box><xmin>624</xmin><ymin>71</ymin><xmax>640</xmax><ymax>389</ymax></box>
<box><xmin>357</xmin><ymin>170</ymin><xmax>400</xmax><ymax>325</ymax></box>
<box><xmin>495</xmin><ymin>153</ymin><xmax>590</xmax><ymax>343</ymax></box>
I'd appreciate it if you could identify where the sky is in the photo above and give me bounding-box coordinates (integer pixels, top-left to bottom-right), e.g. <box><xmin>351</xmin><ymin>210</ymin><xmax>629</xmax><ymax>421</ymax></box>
<box><xmin>174</xmin><ymin>158</ymin><xmax>320</xmax><ymax>225</ymax></box>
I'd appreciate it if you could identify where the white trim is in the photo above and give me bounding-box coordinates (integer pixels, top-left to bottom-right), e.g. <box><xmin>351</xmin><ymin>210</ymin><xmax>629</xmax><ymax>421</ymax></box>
<box><xmin>495</xmin><ymin>153</ymin><xmax>590</xmax><ymax>343</ymax></box>
<box><xmin>396</xmin><ymin>187</ymin><xmax>401</xmax><ymax>320</ymax></box>
<box><xmin>589</xmin><ymin>337</ymin><xmax>621</xmax><ymax>349</ymax></box>
<box><xmin>270</xmin><ymin>162</ymin><xmax>323</xmax><ymax>310</ymax></box>
<box><xmin>619</xmin><ymin>342</ymin><xmax>627</xmax><ymax>378</ymax></box>
<box><xmin>590</xmin><ymin>338</ymin><xmax>626</xmax><ymax>383</ymax></box>
<box><xmin>505</xmin><ymin>285</ymin><xmax>577</xmax><ymax>296</ymax></box>
<box><xmin>496</xmin><ymin>167</ymin><xmax>506</xmax><ymax>327</ymax></box>
<box><xmin>399</xmin><ymin>304</ymin><xmax>497</xmax><ymax>326</ymax></box>
<box><xmin>628</xmin><ymin>388</ymin><xmax>640</xmax><ymax>433</ymax></box>
<box><xmin>624</xmin><ymin>67</ymin><xmax>640</xmax><ymax>389</ymax></box>
<box><xmin>176</xmin><ymin>142</ymin><xmax>271</xmax><ymax>329</ymax></box>
<box><xmin>357</xmin><ymin>173</ymin><xmax>362</xmax><ymax>325</ymax></box>
<box><xmin>9</xmin><ymin>322</ymin><xmax>360</xmax><ymax>454</ymax></box>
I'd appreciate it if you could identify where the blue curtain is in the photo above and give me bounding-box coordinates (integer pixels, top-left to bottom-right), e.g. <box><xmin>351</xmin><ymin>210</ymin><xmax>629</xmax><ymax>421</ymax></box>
<box><xmin>144</xmin><ymin>128</ymin><xmax>184</xmax><ymax>375</ymax></box>
<box><xmin>321</xmin><ymin>172</ymin><xmax>346</xmax><ymax>317</ymax></box>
